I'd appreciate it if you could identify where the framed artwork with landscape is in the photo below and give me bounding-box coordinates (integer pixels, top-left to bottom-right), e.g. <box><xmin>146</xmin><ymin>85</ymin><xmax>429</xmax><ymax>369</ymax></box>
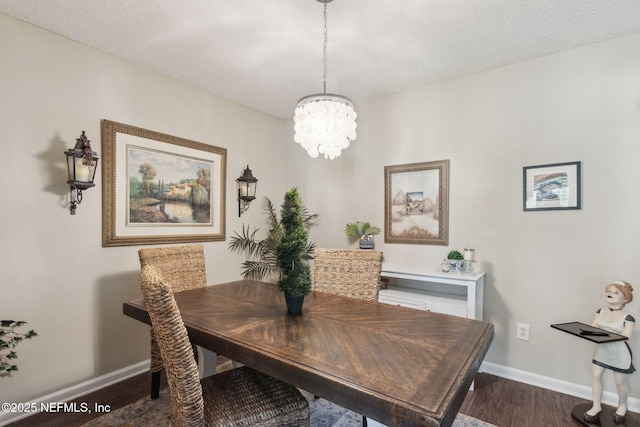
<box><xmin>523</xmin><ymin>161</ymin><xmax>581</xmax><ymax>211</ymax></box>
<box><xmin>102</xmin><ymin>119</ymin><xmax>227</xmax><ymax>247</ymax></box>
<box><xmin>384</xmin><ymin>160</ymin><xmax>449</xmax><ymax>245</ymax></box>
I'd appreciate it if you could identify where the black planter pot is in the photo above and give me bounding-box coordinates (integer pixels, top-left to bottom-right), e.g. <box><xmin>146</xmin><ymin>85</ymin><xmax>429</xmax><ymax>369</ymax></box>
<box><xmin>284</xmin><ymin>291</ymin><xmax>305</xmax><ymax>315</ymax></box>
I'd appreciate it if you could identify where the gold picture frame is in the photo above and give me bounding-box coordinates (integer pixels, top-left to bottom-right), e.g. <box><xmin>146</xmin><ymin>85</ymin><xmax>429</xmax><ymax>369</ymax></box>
<box><xmin>384</xmin><ymin>160</ymin><xmax>449</xmax><ymax>245</ymax></box>
<box><xmin>102</xmin><ymin>120</ymin><xmax>227</xmax><ymax>247</ymax></box>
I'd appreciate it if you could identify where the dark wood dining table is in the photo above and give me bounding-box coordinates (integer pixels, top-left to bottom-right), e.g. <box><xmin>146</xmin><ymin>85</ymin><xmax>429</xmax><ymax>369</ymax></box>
<box><xmin>123</xmin><ymin>280</ymin><xmax>493</xmax><ymax>427</ymax></box>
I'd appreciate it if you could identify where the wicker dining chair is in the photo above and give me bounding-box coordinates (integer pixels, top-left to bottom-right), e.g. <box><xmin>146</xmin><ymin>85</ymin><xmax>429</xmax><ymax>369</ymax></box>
<box><xmin>138</xmin><ymin>245</ymin><xmax>212</xmax><ymax>399</ymax></box>
<box><xmin>313</xmin><ymin>248</ymin><xmax>384</xmax><ymax>301</ymax></box>
<box><xmin>139</xmin><ymin>264</ymin><xmax>310</xmax><ymax>427</ymax></box>
<box><xmin>313</xmin><ymin>248</ymin><xmax>383</xmax><ymax>426</ymax></box>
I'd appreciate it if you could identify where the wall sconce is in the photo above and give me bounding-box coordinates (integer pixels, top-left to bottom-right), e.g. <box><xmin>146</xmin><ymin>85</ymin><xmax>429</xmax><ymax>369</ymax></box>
<box><xmin>236</xmin><ymin>165</ymin><xmax>258</xmax><ymax>217</ymax></box>
<box><xmin>64</xmin><ymin>131</ymin><xmax>99</xmax><ymax>215</ymax></box>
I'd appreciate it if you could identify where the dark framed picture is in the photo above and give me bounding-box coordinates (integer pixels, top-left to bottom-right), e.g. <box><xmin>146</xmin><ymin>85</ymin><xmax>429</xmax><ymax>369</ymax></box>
<box><xmin>102</xmin><ymin>119</ymin><xmax>227</xmax><ymax>247</ymax></box>
<box><xmin>384</xmin><ymin>160</ymin><xmax>449</xmax><ymax>245</ymax></box>
<box><xmin>523</xmin><ymin>161</ymin><xmax>581</xmax><ymax>211</ymax></box>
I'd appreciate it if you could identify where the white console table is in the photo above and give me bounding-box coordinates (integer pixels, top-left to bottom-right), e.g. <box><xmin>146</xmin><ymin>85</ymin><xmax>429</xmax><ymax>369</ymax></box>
<box><xmin>379</xmin><ymin>263</ymin><xmax>485</xmax><ymax>321</ymax></box>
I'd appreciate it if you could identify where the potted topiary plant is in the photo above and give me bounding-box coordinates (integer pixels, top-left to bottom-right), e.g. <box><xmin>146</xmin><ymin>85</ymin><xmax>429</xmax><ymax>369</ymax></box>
<box><xmin>228</xmin><ymin>188</ymin><xmax>318</xmax><ymax>314</ymax></box>
<box><xmin>345</xmin><ymin>221</ymin><xmax>381</xmax><ymax>249</ymax></box>
<box><xmin>446</xmin><ymin>250</ymin><xmax>464</xmax><ymax>272</ymax></box>
<box><xmin>0</xmin><ymin>320</ymin><xmax>37</xmax><ymax>377</ymax></box>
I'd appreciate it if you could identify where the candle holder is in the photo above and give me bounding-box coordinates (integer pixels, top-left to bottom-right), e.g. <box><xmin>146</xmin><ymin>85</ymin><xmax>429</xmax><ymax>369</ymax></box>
<box><xmin>461</xmin><ymin>259</ymin><xmax>476</xmax><ymax>275</ymax></box>
<box><xmin>64</xmin><ymin>131</ymin><xmax>99</xmax><ymax>215</ymax></box>
<box><xmin>236</xmin><ymin>165</ymin><xmax>258</xmax><ymax>217</ymax></box>
<box><xmin>463</xmin><ymin>248</ymin><xmax>475</xmax><ymax>260</ymax></box>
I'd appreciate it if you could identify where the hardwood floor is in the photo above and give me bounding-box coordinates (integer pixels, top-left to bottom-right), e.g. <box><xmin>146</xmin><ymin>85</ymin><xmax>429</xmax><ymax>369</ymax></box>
<box><xmin>6</xmin><ymin>369</ymin><xmax>167</xmax><ymax>427</ymax></box>
<box><xmin>460</xmin><ymin>373</ymin><xmax>592</xmax><ymax>426</ymax></box>
<box><xmin>7</xmin><ymin>368</ymin><xmax>637</xmax><ymax>427</ymax></box>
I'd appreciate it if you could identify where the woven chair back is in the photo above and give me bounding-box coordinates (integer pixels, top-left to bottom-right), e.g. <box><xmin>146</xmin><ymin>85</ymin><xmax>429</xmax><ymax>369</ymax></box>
<box><xmin>138</xmin><ymin>245</ymin><xmax>207</xmax><ymax>293</ymax></box>
<box><xmin>138</xmin><ymin>245</ymin><xmax>207</xmax><ymax>377</ymax></box>
<box><xmin>139</xmin><ymin>264</ymin><xmax>205</xmax><ymax>426</ymax></box>
<box><xmin>313</xmin><ymin>248</ymin><xmax>383</xmax><ymax>301</ymax></box>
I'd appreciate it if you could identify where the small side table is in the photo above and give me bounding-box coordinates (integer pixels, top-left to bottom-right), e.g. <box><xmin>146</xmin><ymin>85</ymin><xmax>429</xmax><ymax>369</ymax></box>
<box><xmin>551</xmin><ymin>322</ymin><xmax>638</xmax><ymax>426</ymax></box>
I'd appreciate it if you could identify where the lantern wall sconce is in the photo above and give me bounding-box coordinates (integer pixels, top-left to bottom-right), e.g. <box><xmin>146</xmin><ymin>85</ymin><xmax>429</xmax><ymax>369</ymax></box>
<box><xmin>64</xmin><ymin>131</ymin><xmax>99</xmax><ymax>215</ymax></box>
<box><xmin>236</xmin><ymin>165</ymin><xmax>258</xmax><ymax>217</ymax></box>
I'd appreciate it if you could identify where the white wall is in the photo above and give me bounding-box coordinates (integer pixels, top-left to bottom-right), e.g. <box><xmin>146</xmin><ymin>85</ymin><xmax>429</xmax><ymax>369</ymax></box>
<box><xmin>3</xmin><ymin>9</ymin><xmax>640</xmax><ymax>407</ymax></box>
<box><xmin>0</xmin><ymin>14</ymin><xmax>288</xmax><ymax>402</ymax></box>
<box><xmin>288</xmin><ymin>34</ymin><xmax>640</xmax><ymax>396</ymax></box>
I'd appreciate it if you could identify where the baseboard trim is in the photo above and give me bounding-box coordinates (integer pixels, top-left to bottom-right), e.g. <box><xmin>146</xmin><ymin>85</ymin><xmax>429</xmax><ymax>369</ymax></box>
<box><xmin>0</xmin><ymin>360</ymin><xmax>150</xmax><ymax>426</ymax></box>
<box><xmin>3</xmin><ymin>360</ymin><xmax>638</xmax><ymax>426</ymax></box>
<box><xmin>481</xmin><ymin>361</ymin><xmax>640</xmax><ymax>413</ymax></box>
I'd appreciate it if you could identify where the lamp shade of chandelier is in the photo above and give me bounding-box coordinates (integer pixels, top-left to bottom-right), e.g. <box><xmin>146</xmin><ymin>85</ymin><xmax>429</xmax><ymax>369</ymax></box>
<box><xmin>294</xmin><ymin>94</ymin><xmax>357</xmax><ymax>160</ymax></box>
<box><xmin>294</xmin><ymin>0</ymin><xmax>357</xmax><ymax>160</ymax></box>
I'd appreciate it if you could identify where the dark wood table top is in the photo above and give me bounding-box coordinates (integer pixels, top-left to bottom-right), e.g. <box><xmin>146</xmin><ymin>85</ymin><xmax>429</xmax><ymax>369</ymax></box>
<box><xmin>123</xmin><ymin>280</ymin><xmax>493</xmax><ymax>427</ymax></box>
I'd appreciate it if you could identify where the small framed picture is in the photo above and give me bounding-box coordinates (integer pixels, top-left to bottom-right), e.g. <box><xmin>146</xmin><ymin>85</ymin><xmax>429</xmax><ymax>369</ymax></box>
<box><xmin>523</xmin><ymin>161</ymin><xmax>581</xmax><ymax>211</ymax></box>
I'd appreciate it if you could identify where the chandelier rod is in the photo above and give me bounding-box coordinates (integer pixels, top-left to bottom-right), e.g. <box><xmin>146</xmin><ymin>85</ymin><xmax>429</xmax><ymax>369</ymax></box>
<box><xmin>322</xmin><ymin>1</ymin><xmax>328</xmax><ymax>94</ymax></box>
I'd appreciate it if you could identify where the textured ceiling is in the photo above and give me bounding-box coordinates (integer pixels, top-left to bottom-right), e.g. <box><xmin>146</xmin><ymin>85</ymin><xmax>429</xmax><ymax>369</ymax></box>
<box><xmin>2</xmin><ymin>0</ymin><xmax>640</xmax><ymax>119</ymax></box>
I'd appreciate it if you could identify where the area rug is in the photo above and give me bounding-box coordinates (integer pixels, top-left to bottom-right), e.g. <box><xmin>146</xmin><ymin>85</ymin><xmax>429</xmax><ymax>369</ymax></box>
<box><xmin>82</xmin><ymin>363</ymin><xmax>495</xmax><ymax>427</ymax></box>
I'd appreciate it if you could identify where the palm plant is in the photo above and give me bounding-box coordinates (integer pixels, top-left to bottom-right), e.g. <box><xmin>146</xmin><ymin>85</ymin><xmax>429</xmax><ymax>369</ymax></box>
<box><xmin>228</xmin><ymin>190</ymin><xmax>318</xmax><ymax>292</ymax></box>
<box><xmin>344</xmin><ymin>221</ymin><xmax>381</xmax><ymax>239</ymax></box>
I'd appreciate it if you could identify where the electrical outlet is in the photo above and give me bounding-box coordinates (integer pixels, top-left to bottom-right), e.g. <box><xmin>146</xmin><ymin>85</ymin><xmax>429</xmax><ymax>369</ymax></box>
<box><xmin>517</xmin><ymin>323</ymin><xmax>530</xmax><ymax>341</ymax></box>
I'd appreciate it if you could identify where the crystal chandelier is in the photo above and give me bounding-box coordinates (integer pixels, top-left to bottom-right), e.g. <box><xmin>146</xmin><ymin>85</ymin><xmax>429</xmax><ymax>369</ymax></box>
<box><xmin>294</xmin><ymin>0</ymin><xmax>357</xmax><ymax>160</ymax></box>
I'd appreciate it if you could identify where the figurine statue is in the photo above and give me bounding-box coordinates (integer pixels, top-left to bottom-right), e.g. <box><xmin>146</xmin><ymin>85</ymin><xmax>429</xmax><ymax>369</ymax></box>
<box><xmin>584</xmin><ymin>280</ymin><xmax>634</xmax><ymax>424</ymax></box>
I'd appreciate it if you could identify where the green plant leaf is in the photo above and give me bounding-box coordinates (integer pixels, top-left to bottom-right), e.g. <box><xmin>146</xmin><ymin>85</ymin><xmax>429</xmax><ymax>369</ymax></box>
<box><xmin>229</xmin><ymin>191</ymin><xmax>318</xmax><ymax>296</ymax></box>
<box><xmin>345</xmin><ymin>221</ymin><xmax>380</xmax><ymax>237</ymax></box>
<box><xmin>0</xmin><ymin>320</ymin><xmax>37</xmax><ymax>375</ymax></box>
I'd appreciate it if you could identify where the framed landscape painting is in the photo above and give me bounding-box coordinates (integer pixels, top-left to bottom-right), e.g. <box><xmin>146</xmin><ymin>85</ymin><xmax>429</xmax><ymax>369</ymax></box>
<box><xmin>523</xmin><ymin>161</ymin><xmax>581</xmax><ymax>211</ymax></box>
<box><xmin>102</xmin><ymin>120</ymin><xmax>227</xmax><ymax>247</ymax></box>
<box><xmin>384</xmin><ymin>160</ymin><xmax>449</xmax><ymax>245</ymax></box>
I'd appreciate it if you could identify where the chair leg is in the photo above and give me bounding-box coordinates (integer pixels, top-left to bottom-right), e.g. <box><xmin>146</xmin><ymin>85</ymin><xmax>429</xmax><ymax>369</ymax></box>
<box><xmin>151</xmin><ymin>370</ymin><xmax>161</xmax><ymax>399</ymax></box>
<box><xmin>362</xmin><ymin>415</ymin><xmax>367</xmax><ymax>426</ymax></box>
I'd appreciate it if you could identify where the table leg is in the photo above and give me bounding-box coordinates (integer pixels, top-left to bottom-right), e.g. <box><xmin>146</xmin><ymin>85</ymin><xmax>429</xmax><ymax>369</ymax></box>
<box><xmin>196</xmin><ymin>346</ymin><xmax>217</xmax><ymax>378</ymax></box>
